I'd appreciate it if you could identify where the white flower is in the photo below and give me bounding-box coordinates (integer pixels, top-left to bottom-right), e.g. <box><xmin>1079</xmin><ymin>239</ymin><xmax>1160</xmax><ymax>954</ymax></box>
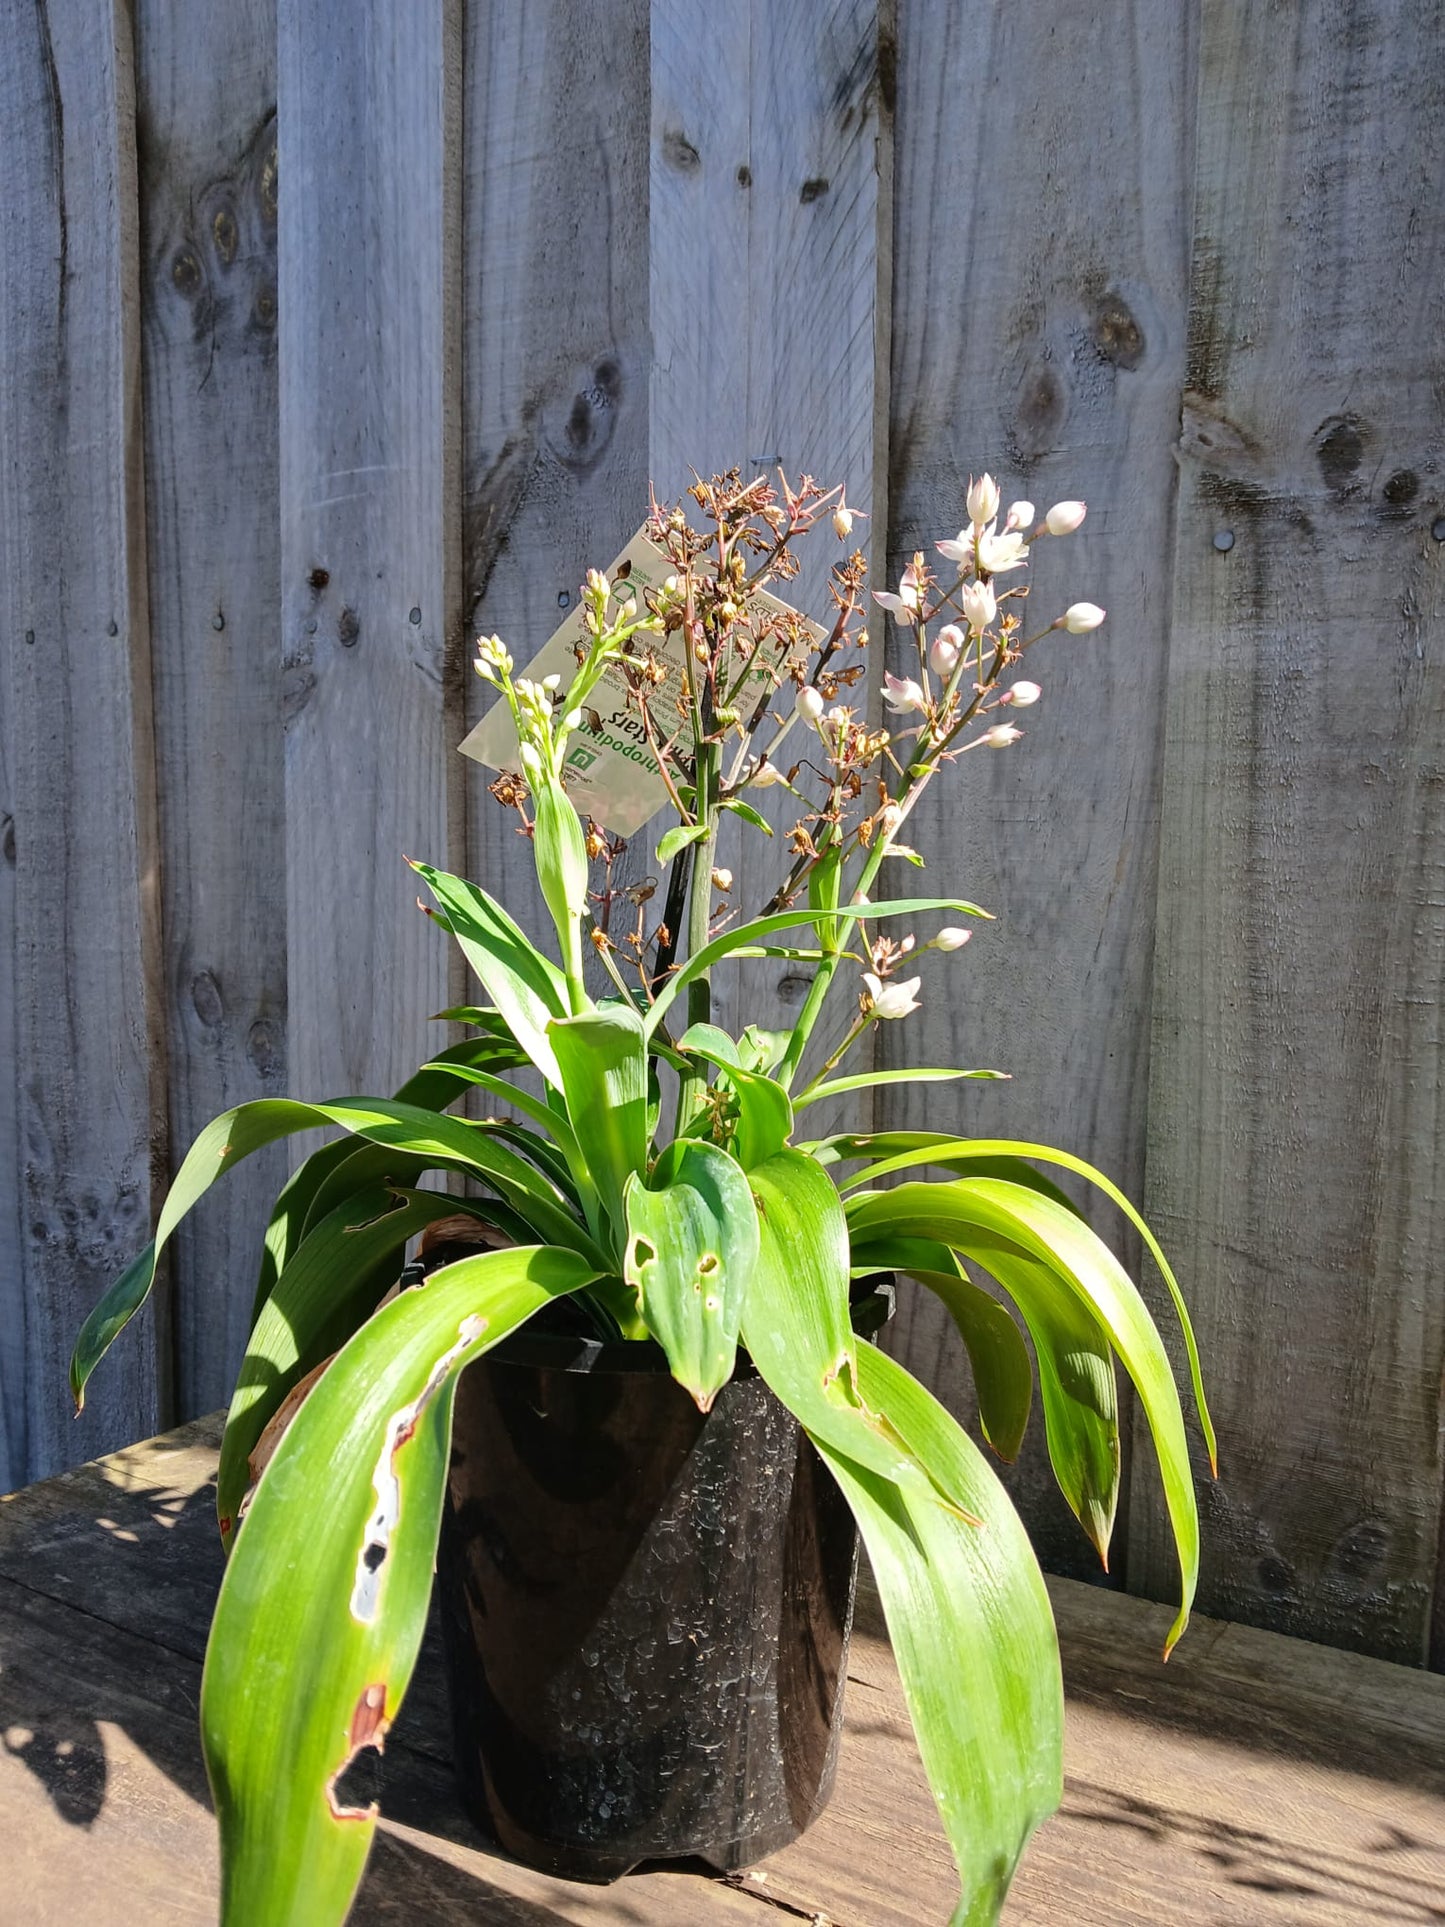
<box><xmin>1061</xmin><ymin>602</ymin><xmax>1106</xmax><ymax>633</ymax></box>
<box><xmin>967</xmin><ymin>474</ymin><xmax>1000</xmax><ymax>526</ymax></box>
<box><xmin>863</xmin><ymin>972</ymin><xmax>923</xmax><ymax>1020</ymax></box>
<box><xmin>883</xmin><ymin>672</ymin><xmax>927</xmax><ymax>715</ymax></box>
<box><xmin>959</xmin><ymin>578</ymin><xmax>997</xmax><ymax>634</ymax></box>
<box><xmin>983</xmin><ymin>723</ymin><xmax>1023</xmax><ymax>748</ymax></box>
<box><xmin>1045</xmin><ymin>500</ymin><xmax>1087</xmax><ymax>536</ymax></box>
<box><xmin>832</xmin><ymin>505</ymin><xmax>854</xmax><ymax>539</ymax></box>
<box><xmin>933</xmin><ymin>926</ymin><xmax>972</xmax><ymax>951</ymax></box>
<box><xmin>873</xmin><ymin>563</ymin><xmax>924</xmax><ymax>625</ymax></box>
<box><xmin>1005</xmin><ymin>500</ymin><xmax>1035</xmax><ymax>533</ymax></box>
<box><xmin>746</xmin><ymin>758</ymin><xmax>786</xmax><ymax>788</ymax></box>
<box><xmin>935</xmin><ymin>529</ymin><xmax>973</xmax><ymax>572</ymax></box>
<box><xmin>976</xmin><ymin>528</ymin><xmax>1029</xmax><ymax>575</ymax></box>
<box><xmin>930</xmin><ymin>624</ymin><xmax>964</xmax><ymax>676</ymax></box>
<box><xmin>796</xmin><ymin>684</ymin><xmax>825</xmax><ymax>725</ymax></box>
<box><xmin>1000</xmin><ymin>679</ymin><xmax>1041</xmax><ymax>707</ymax></box>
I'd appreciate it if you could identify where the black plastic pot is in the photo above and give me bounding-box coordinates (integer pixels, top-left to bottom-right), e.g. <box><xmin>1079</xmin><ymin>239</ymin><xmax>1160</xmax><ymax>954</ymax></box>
<box><xmin>435</xmin><ymin>1291</ymin><xmax>890</xmax><ymax>1882</ymax></box>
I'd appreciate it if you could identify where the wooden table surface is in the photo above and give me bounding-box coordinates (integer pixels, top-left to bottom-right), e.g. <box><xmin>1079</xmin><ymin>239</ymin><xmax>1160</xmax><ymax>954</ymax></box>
<box><xmin>2</xmin><ymin>1416</ymin><xmax>1442</xmax><ymax>1925</ymax></box>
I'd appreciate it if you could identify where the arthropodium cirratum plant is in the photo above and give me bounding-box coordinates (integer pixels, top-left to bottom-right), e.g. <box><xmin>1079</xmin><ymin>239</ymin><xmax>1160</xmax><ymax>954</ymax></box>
<box><xmin>73</xmin><ymin>469</ymin><xmax>1214</xmax><ymax>1927</ymax></box>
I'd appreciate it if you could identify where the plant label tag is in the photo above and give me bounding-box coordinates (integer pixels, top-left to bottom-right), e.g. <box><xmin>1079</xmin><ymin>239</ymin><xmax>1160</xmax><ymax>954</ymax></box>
<box><xmin>459</xmin><ymin>525</ymin><xmax>825</xmax><ymax>839</ymax></box>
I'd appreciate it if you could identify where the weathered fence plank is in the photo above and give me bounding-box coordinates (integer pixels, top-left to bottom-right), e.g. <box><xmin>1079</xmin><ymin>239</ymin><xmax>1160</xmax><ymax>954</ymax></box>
<box><xmin>1132</xmin><ymin>0</ymin><xmax>1445</xmax><ymax>1665</ymax></box>
<box><xmin>648</xmin><ymin>0</ymin><xmax>892</xmax><ymax>1046</ymax></box>
<box><xmin>880</xmin><ymin>0</ymin><xmax>1195</xmax><ymax>1581</ymax></box>
<box><xmin>0</xmin><ymin>0</ymin><xmax>168</xmax><ymax>1481</ymax></box>
<box><xmin>277</xmin><ymin>0</ymin><xmax>464</xmax><ymax>1107</ymax></box>
<box><xmin>461</xmin><ymin>0</ymin><xmax>652</xmax><ymax>959</ymax></box>
<box><xmin>133</xmin><ymin>3</ymin><xmax>286</xmax><ymax>1415</ymax></box>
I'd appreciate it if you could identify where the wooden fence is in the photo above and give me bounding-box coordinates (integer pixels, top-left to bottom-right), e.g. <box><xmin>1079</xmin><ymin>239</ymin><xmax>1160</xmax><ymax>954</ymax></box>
<box><xmin>2</xmin><ymin>0</ymin><xmax>1442</xmax><ymax>1668</ymax></box>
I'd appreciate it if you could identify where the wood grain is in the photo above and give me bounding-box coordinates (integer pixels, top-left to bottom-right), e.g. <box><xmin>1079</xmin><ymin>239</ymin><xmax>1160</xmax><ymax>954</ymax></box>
<box><xmin>879</xmin><ymin>0</ymin><xmax>1196</xmax><ymax>1583</ymax></box>
<box><xmin>277</xmin><ymin>0</ymin><xmax>464</xmax><ymax>1106</ymax></box>
<box><xmin>0</xmin><ymin>0</ymin><xmax>169</xmax><ymax>1483</ymax></box>
<box><xmin>460</xmin><ymin>0</ymin><xmax>652</xmax><ymax>971</ymax></box>
<box><xmin>5</xmin><ymin>1417</ymin><xmax>1443</xmax><ymax>1925</ymax></box>
<box><xmin>648</xmin><ymin>0</ymin><xmax>892</xmax><ymax>1049</ymax></box>
<box><xmin>132</xmin><ymin>3</ymin><xmax>287</xmax><ymax>1417</ymax></box>
<box><xmin>1133</xmin><ymin>0</ymin><xmax>1445</xmax><ymax>1665</ymax></box>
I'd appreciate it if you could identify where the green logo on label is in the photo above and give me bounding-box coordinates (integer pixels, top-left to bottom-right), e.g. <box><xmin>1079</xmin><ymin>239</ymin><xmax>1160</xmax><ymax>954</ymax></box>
<box><xmin>566</xmin><ymin>745</ymin><xmax>598</xmax><ymax>771</ymax></box>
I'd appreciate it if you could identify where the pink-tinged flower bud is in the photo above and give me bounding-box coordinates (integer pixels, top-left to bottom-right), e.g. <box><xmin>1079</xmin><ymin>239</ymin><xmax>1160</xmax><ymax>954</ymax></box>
<box><xmin>983</xmin><ymin>723</ymin><xmax>1023</xmax><ymax>748</ymax></box>
<box><xmin>1061</xmin><ymin>602</ymin><xmax>1105</xmax><ymax>633</ymax></box>
<box><xmin>883</xmin><ymin>672</ymin><xmax>927</xmax><ymax>715</ymax></box>
<box><xmin>966</xmin><ymin>474</ymin><xmax>1001</xmax><ymax>526</ymax></box>
<box><xmin>1045</xmin><ymin>500</ymin><xmax>1087</xmax><ymax>536</ymax></box>
<box><xmin>796</xmin><ymin>684</ymin><xmax>825</xmax><ymax>725</ymax></box>
<box><xmin>930</xmin><ymin>624</ymin><xmax>964</xmax><ymax>676</ymax></box>
<box><xmin>832</xmin><ymin>505</ymin><xmax>854</xmax><ymax>540</ymax></box>
<box><xmin>933</xmin><ymin>926</ymin><xmax>972</xmax><ymax>950</ymax></box>
<box><xmin>1005</xmin><ymin>500</ymin><xmax>1035</xmax><ymax>533</ymax></box>
<box><xmin>959</xmin><ymin>579</ymin><xmax>997</xmax><ymax>634</ymax></box>
<box><xmin>1000</xmin><ymin>679</ymin><xmax>1041</xmax><ymax>707</ymax></box>
<box><xmin>863</xmin><ymin>971</ymin><xmax>923</xmax><ymax>1020</ymax></box>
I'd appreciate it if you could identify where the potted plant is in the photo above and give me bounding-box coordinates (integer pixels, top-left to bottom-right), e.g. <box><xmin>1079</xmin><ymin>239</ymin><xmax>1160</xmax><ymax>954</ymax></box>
<box><xmin>72</xmin><ymin>469</ymin><xmax>1213</xmax><ymax>1926</ymax></box>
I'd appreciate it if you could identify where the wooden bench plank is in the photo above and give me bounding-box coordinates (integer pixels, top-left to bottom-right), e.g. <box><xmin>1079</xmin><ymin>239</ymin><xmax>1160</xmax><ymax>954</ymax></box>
<box><xmin>3</xmin><ymin>1422</ymin><xmax>1442</xmax><ymax>1923</ymax></box>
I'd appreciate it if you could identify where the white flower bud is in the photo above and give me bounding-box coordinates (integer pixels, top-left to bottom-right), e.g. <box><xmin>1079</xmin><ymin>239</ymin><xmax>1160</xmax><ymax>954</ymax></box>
<box><xmin>585</xmin><ymin>568</ymin><xmax>611</xmax><ymax>598</ymax></box>
<box><xmin>1061</xmin><ymin>602</ymin><xmax>1105</xmax><ymax>633</ymax></box>
<box><xmin>863</xmin><ymin>972</ymin><xmax>923</xmax><ymax>1021</ymax></box>
<box><xmin>562</xmin><ymin>709</ymin><xmax>584</xmax><ymax>730</ymax></box>
<box><xmin>542</xmin><ymin>672</ymin><xmax>563</xmax><ymax>692</ymax></box>
<box><xmin>619</xmin><ymin>596</ymin><xmax>638</xmax><ymax>621</ymax></box>
<box><xmin>1045</xmin><ymin>500</ymin><xmax>1087</xmax><ymax>536</ymax></box>
<box><xmin>832</xmin><ymin>505</ymin><xmax>854</xmax><ymax>539</ymax></box>
<box><xmin>983</xmin><ymin>723</ymin><xmax>1023</xmax><ymax>748</ymax></box>
<box><xmin>747</xmin><ymin>758</ymin><xmax>785</xmax><ymax>788</ymax></box>
<box><xmin>930</xmin><ymin>624</ymin><xmax>964</xmax><ymax>676</ymax></box>
<box><xmin>1000</xmin><ymin>679</ymin><xmax>1041</xmax><ymax>707</ymax></box>
<box><xmin>519</xmin><ymin>742</ymin><xmax>543</xmax><ymax>773</ymax></box>
<box><xmin>959</xmin><ymin>579</ymin><xmax>997</xmax><ymax>635</ymax></box>
<box><xmin>877</xmin><ymin>802</ymin><xmax>903</xmax><ymax>837</ymax></box>
<box><xmin>796</xmin><ymin>684</ymin><xmax>825</xmax><ymax>725</ymax></box>
<box><xmin>1005</xmin><ymin>500</ymin><xmax>1035</xmax><ymax>533</ymax></box>
<box><xmin>966</xmin><ymin>474</ymin><xmax>1001</xmax><ymax>527</ymax></box>
<box><xmin>711</xmin><ymin>867</ymin><xmax>733</xmax><ymax>892</ymax></box>
<box><xmin>933</xmin><ymin>926</ymin><xmax>972</xmax><ymax>951</ymax></box>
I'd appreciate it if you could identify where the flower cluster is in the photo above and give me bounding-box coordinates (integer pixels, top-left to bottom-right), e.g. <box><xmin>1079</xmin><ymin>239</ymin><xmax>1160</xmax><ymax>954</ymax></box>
<box><xmin>477</xmin><ymin>467</ymin><xmax>1105</xmax><ymax>1071</ymax></box>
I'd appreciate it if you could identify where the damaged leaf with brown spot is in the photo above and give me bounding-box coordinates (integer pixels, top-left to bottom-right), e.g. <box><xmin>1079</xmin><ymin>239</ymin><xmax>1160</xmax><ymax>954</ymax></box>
<box><xmin>200</xmin><ymin>1243</ymin><xmax>599</xmax><ymax>1923</ymax></box>
<box><xmin>622</xmin><ymin>1139</ymin><xmax>758</xmax><ymax>1409</ymax></box>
